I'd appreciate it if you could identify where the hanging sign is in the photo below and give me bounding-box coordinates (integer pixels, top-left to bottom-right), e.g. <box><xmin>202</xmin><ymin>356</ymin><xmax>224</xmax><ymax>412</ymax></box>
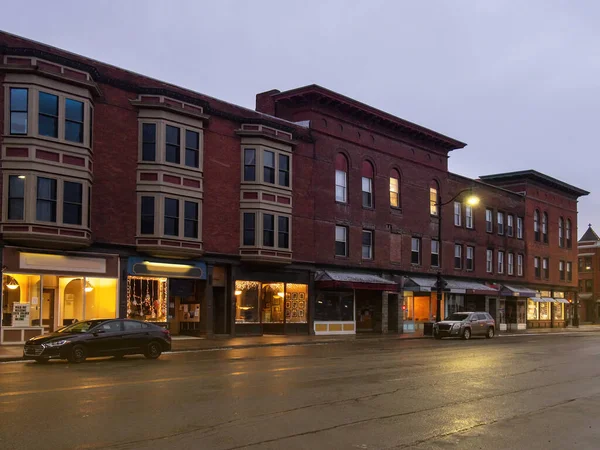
<box><xmin>12</xmin><ymin>303</ymin><xmax>31</xmax><ymax>327</ymax></box>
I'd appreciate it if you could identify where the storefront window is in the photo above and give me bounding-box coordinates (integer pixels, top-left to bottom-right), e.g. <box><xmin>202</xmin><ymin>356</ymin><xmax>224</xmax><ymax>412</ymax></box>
<box><xmin>553</xmin><ymin>302</ymin><xmax>564</xmax><ymax>320</ymax></box>
<box><xmin>498</xmin><ymin>300</ymin><xmax>506</xmax><ymax>324</ymax></box>
<box><xmin>286</xmin><ymin>283</ymin><xmax>308</xmax><ymax>323</ymax></box>
<box><xmin>403</xmin><ymin>295</ymin><xmax>413</xmax><ymax>321</ymax></box>
<box><xmin>235</xmin><ymin>280</ymin><xmax>260</xmax><ymax>323</ymax></box>
<box><xmin>539</xmin><ymin>302</ymin><xmax>550</xmax><ymax>320</ymax></box>
<box><xmin>517</xmin><ymin>299</ymin><xmax>526</xmax><ymax>324</ymax></box>
<box><xmin>315</xmin><ymin>292</ymin><xmax>354</xmax><ymax>321</ymax></box>
<box><xmin>127</xmin><ymin>276</ymin><xmax>168</xmax><ymax>322</ymax></box>
<box><xmin>84</xmin><ymin>278</ymin><xmax>117</xmax><ymax>319</ymax></box>
<box><xmin>413</xmin><ymin>295</ymin><xmax>432</xmax><ymax>322</ymax></box>
<box><xmin>2</xmin><ymin>274</ymin><xmax>41</xmax><ymax>327</ymax></box>
<box><xmin>262</xmin><ymin>282</ymin><xmax>284</xmax><ymax>323</ymax></box>
<box><xmin>60</xmin><ymin>278</ymin><xmax>84</xmax><ymax>326</ymax></box>
<box><xmin>445</xmin><ymin>294</ymin><xmax>465</xmax><ymax>318</ymax></box>
<box><xmin>527</xmin><ymin>299</ymin><xmax>539</xmax><ymax>320</ymax></box>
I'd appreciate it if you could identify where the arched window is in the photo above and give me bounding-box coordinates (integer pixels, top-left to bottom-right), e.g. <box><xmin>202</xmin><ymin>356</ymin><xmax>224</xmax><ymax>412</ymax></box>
<box><xmin>566</xmin><ymin>219</ymin><xmax>572</xmax><ymax>248</ymax></box>
<box><xmin>389</xmin><ymin>169</ymin><xmax>400</xmax><ymax>208</ymax></box>
<box><xmin>558</xmin><ymin>217</ymin><xmax>564</xmax><ymax>247</ymax></box>
<box><xmin>534</xmin><ymin>210</ymin><xmax>540</xmax><ymax>241</ymax></box>
<box><xmin>335</xmin><ymin>154</ymin><xmax>348</xmax><ymax>203</ymax></box>
<box><xmin>430</xmin><ymin>180</ymin><xmax>440</xmax><ymax>216</ymax></box>
<box><xmin>361</xmin><ymin>161</ymin><xmax>374</xmax><ymax>208</ymax></box>
<box><xmin>542</xmin><ymin>212</ymin><xmax>548</xmax><ymax>243</ymax></box>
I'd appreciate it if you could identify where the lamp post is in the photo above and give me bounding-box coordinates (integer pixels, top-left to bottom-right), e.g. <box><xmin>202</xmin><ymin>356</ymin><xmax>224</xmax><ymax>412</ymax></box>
<box><xmin>434</xmin><ymin>189</ymin><xmax>480</xmax><ymax>323</ymax></box>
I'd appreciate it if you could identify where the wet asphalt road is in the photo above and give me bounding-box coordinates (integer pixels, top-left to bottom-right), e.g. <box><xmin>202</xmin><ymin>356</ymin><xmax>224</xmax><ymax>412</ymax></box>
<box><xmin>2</xmin><ymin>333</ymin><xmax>600</xmax><ymax>450</ymax></box>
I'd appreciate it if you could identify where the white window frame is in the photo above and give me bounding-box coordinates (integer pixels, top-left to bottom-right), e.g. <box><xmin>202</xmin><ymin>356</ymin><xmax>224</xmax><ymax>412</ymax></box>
<box><xmin>517</xmin><ymin>217</ymin><xmax>523</xmax><ymax>239</ymax></box>
<box><xmin>497</xmin><ymin>212</ymin><xmax>504</xmax><ymax>235</ymax></box>
<box><xmin>454</xmin><ymin>244</ymin><xmax>462</xmax><ymax>269</ymax></box>
<box><xmin>507</xmin><ymin>215</ymin><xmax>514</xmax><ymax>237</ymax></box>
<box><xmin>430</xmin><ymin>188</ymin><xmax>438</xmax><ymax>216</ymax></box>
<box><xmin>411</xmin><ymin>237</ymin><xmax>421</xmax><ymax>265</ymax></box>
<box><xmin>517</xmin><ymin>254</ymin><xmax>524</xmax><ymax>276</ymax></box>
<box><xmin>137</xmin><ymin>193</ymin><xmax>202</xmax><ymax>242</ymax></box>
<box><xmin>454</xmin><ymin>202</ymin><xmax>462</xmax><ymax>226</ymax></box>
<box><xmin>431</xmin><ymin>239</ymin><xmax>440</xmax><ymax>267</ymax></box>
<box><xmin>362</xmin><ymin>176</ymin><xmax>373</xmax><ymax>208</ymax></box>
<box><xmin>508</xmin><ymin>253</ymin><xmax>514</xmax><ymax>275</ymax></box>
<box><xmin>486</xmin><ymin>249</ymin><xmax>493</xmax><ymax>273</ymax></box>
<box><xmin>335</xmin><ymin>225</ymin><xmax>348</xmax><ymax>256</ymax></box>
<box><xmin>390</xmin><ymin>175</ymin><xmax>399</xmax><ymax>208</ymax></box>
<box><xmin>486</xmin><ymin>209</ymin><xmax>493</xmax><ymax>233</ymax></box>
<box><xmin>362</xmin><ymin>230</ymin><xmax>373</xmax><ymax>260</ymax></box>
<box><xmin>335</xmin><ymin>170</ymin><xmax>347</xmax><ymax>203</ymax></box>
<box><xmin>498</xmin><ymin>251</ymin><xmax>504</xmax><ymax>274</ymax></box>
<box><xmin>466</xmin><ymin>246</ymin><xmax>474</xmax><ymax>271</ymax></box>
<box><xmin>465</xmin><ymin>205</ymin><xmax>473</xmax><ymax>229</ymax></box>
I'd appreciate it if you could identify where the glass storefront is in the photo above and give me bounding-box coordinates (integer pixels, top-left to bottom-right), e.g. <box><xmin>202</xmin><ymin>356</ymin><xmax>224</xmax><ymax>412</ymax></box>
<box><xmin>403</xmin><ymin>294</ymin><xmax>441</xmax><ymax>331</ymax></box>
<box><xmin>126</xmin><ymin>276</ymin><xmax>168</xmax><ymax>322</ymax></box>
<box><xmin>235</xmin><ymin>281</ymin><xmax>308</xmax><ymax>324</ymax></box>
<box><xmin>315</xmin><ymin>291</ymin><xmax>354</xmax><ymax>322</ymax></box>
<box><xmin>2</xmin><ymin>273</ymin><xmax>117</xmax><ymax>342</ymax></box>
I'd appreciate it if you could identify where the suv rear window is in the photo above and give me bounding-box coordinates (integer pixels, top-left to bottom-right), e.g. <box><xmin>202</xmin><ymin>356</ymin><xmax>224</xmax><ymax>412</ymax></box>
<box><xmin>477</xmin><ymin>313</ymin><xmax>488</xmax><ymax>320</ymax></box>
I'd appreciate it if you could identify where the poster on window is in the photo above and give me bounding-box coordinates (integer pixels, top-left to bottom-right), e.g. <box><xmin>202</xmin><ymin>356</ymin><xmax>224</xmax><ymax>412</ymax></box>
<box><xmin>12</xmin><ymin>303</ymin><xmax>31</xmax><ymax>327</ymax></box>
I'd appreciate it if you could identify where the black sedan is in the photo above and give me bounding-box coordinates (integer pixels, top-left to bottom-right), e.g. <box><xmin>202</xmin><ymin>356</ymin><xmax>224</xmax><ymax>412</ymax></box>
<box><xmin>23</xmin><ymin>319</ymin><xmax>172</xmax><ymax>363</ymax></box>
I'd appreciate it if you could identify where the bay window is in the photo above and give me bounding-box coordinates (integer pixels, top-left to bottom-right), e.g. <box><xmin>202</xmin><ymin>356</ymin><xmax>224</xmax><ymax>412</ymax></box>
<box><xmin>140</xmin><ymin>196</ymin><xmax>155</xmax><ymax>235</ymax></box>
<box><xmin>241</xmin><ymin>212</ymin><xmax>290</xmax><ymax>250</ymax></box>
<box><xmin>278</xmin><ymin>154</ymin><xmax>290</xmax><ymax>187</ymax></box>
<box><xmin>263</xmin><ymin>151</ymin><xmax>275</xmax><ymax>184</ymax></box>
<box><xmin>8</xmin><ymin>175</ymin><xmax>25</xmax><ymax>220</ymax></box>
<box><xmin>243</xmin><ymin>213</ymin><xmax>255</xmax><ymax>246</ymax></box>
<box><xmin>36</xmin><ymin>177</ymin><xmax>57</xmax><ymax>222</ymax></box>
<box><xmin>10</xmin><ymin>87</ymin><xmax>28</xmax><ymax>135</ymax></box>
<box><xmin>164</xmin><ymin>198</ymin><xmax>179</xmax><ymax>236</ymax></box>
<box><xmin>38</xmin><ymin>92</ymin><xmax>59</xmax><ymax>138</ymax></box>
<box><xmin>185</xmin><ymin>130</ymin><xmax>200</xmax><ymax>168</ymax></box>
<box><xmin>142</xmin><ymin>123</ymin><xmax>156</xmax><ymax>161</ymax></box>
<box><xmin>263</xmin><ymin>214</ymin><xmax>275</xmax><ymax>247</ymax></box>
<box><xmin>244</xmin><ymin>148</ymin><xmax>256</xmax><ymax>181</ymax></box>
<box><xmin>65</xmin><ymin>98</ymin><xmax>84</xmax><ymax>143</ymax></box>
<box><xmin>184</xmin><ymin>201</ymin><xmax>199</xmax><ymax>239</ymax></box>
<box><xmin>278</xmin><ymin>216</ymin><xmax>289</xmax><ymax>249</ymax></box>
<box><xmin>165</xmin><ymin>125</ymin><xmax>180</xmax><ymax>164</ymax></box>
<box><xmin>63</xmin><ymin>181</ymin><xmax>83</xmax><ymax>225</ymax></box>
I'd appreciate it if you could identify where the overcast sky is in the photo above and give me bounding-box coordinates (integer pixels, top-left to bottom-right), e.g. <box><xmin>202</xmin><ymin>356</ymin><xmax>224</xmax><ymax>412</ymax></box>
<box><xmin>2</xmin><ymin>0</ymin><xmax>597</xmax><ymax>238</ymax></box>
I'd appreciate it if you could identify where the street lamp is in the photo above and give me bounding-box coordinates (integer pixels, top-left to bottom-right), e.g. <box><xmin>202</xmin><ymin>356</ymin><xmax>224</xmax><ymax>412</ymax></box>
<box><xmin>434</xmin><ymin>188</ymin><xmax>480</xmax><ymax>323</ymax></box>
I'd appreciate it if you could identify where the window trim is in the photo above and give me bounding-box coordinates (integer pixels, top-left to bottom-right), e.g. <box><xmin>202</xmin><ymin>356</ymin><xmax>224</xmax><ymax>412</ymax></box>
<box><xmin>497</xmin><ymin>212</ymin><xmax>504</xmax><ymax>236</ymax></box>
<box><xmin>184</xmin><ymin>200</ymin><xmax>199</xmax><ymax>239</ymax></box>
<box><xmin>454</xmin><ymin>202</ymin><xmax>462</xmax><ymax>227</ymax></box>
<box><xmin>429</xmin><ymin>187</ymin><xmax>439</xmax><ymax>217</ymax></box>
<box><xmin>486</xmin><ymin>209</ymin><xmax>493</xmax><ymax>233</ymax></box>
<box><xmin>431</xmin><ymin>239</ymin><xmax>440</xmax><ymax>267</ymax></box>
<box><xmin>7</xmin><ymin>175</ymin><xmax>25</xmax><ymax>221</ymax></box>
<box><xmin>542</xmin><ymin>257</ymin><xmax>549</xmax><ymax>279</ymax></box>
<box><xmin>138</xmin><ymin>120</ymin><xmax>204</xmax><ymax>170</ymax></box>
<box><xmin>242</xmin><ymin>212</ymin><xmax>256</xmax><ymax>246</ymax></box>
<box><xmin>389</xmin><ymin>172</ymin><xmax>400</xmax><ymax>209</ymax></box>
<box><xmin>140</xmin><ymin>196</ymin><xmax>155</xmax><ymax>235</ymax></box>
<box><xmin>136</xmin><ymin>193</ymin><xmax>202</xmax><ymax>241</ymax></box>
<box><xmin>454</xmin><ymin>244</ymin><xmax>462</xmax><ymax>270</ymax></box>
<box><xmin>64</xmin><ymin>97</ymin><xmax>84</xmax><ymax>143</ymax></box>
<box><xmin>335</xmin><ymin>225</ymin><xmax>348</xmax><ymax>257</ymax></box>
<box><xmin>559</xmin><ymin>260</ymin><xmax>565</xmax><ymax>281</ymax></box>
<box><xmin>411</xmin><ymin>237</ymin><xmax>421</xmax><ymax>265</ymax></box>
<box><xmin>507</xmin><ymin>252</ymin><xmax>514</xmax><ymax>276</ymax></box>
<box><xmin>335</xmin><ymin>169</ymin><xmax>347</xmax><ymax>203</ymax></box>
<box><xmin>362</xmin><ymin>229</ymin><xmax>373</xmax><ymax>260</ymax></box>
<box><xmin>163</xmin><ymin>197</ymin><xmax>180</xmax><ymax>237</ymax></box>
<box><xmin>497</xmin><ymin>250</ymin><xmax>504</xmax><ymax>274</ymax></box>
<box><xmin>534</xmin><ymin>257</ymin><xmax>541</xmax><ymax>278</ymax></box>
<box><xmin>9</xmin><ymin>87</ymin><xmax>28</xmax><ymax>135</ymax></box>
<box><xmin>466</xmin><ymin>246</ymin><xmax>474</xmax><ymax>271</ymax></box>
<box><xmin>566</xmin><ymin>261</ymin><xmax>572</xmax><ymax>282</ymax></box>
<box><xmin>465</xmin><ymin>205</ymin><xmax>473</xmax><ymax>229</ymax></box>
<box><xmin>362</xmin><ymin>176</ymin><xmax>373</xmax><ymax>208</ymax></box>
<box><xmin>507</xmin><ymin>214</ymin><xmax>514</xmax><ymax>237</ymax></box>
<box><xmin>517</xmin><ymin>254</ymin><xmax>524</xmax><ymax>277</ymax></box>
<box><xmin>516</xmin><ymin>216</ymin><xmax>523</xmax><ymax>239</ymax></box>
<box><xmin>62</xmin><ymin>180</ymin><xmax>83</xmax><ymax>226</ymax></box>
<box><xmin>542</xmin><ymin>212</ymin><xmax>548</xmax><ymax>244</ymax></box>
<box><xmin>486</xmin><ymin>249</ymin><xmax>493</xmax><ymax>273</ymax></box>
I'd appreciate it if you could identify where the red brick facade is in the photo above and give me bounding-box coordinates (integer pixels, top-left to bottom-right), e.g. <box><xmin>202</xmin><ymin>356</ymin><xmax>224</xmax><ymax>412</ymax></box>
<box><xmin>0</xmin><ymin>32</ymin><xmax>589</xmax><ymax>337</ymax></box>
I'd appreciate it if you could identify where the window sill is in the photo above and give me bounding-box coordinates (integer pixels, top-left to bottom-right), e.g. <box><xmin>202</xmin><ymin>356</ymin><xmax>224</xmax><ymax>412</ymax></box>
<box><xmin>362</xmin><ymin>206</ymin><xmax>375</xmax><ymax>211</ymax></box>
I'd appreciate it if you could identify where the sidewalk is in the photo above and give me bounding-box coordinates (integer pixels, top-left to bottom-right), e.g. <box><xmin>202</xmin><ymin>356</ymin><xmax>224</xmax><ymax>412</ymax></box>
<box><xmin>2</xmin><ymin>325</ymin><xmax>599</xmax><ymax>362</ymax></box>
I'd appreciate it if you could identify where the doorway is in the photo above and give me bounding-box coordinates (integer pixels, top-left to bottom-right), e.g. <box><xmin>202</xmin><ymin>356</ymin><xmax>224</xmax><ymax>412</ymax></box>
<box><xmin>213</xmin><ymin>287</ymin><xmax>228</xmax><ymax>334</ymax></box>
<box><xmin>42</xmin><ymin>288</ymin><xmax>56</xmax><ymax>332</ymax></box>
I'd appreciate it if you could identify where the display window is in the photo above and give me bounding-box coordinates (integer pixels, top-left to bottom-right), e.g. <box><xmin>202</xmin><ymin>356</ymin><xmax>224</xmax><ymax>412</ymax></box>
<box><xmin>553</xmin><ymin>302</ymin><xmax>564</xmax><ymax>320</ymax></box>
<box><xmin>527</xmin><ymin>299</ymin><xmax>539</xmax><ymax>320</ymax></box>
<box><xmin>314</xmin><ymin>291</ymin><xmax>353</xmax><ymax>321</ymax></box>
<box><xmin>235</xmin><ymin>281</ymin><xmax>308</xmax><ymax>324</ymax></box>
<box><xmin>539</xmin><ymin>302</ymin><xmax>550</xmax><ymax>320</ymax></box>
<box><xmin>2</xmin><ymin>274</ymin><xmax>41</xmax><ymax>327</ymax></box>
<box><xmin>126</xmin><ymin>276</ymin><xmax>168</xmax><ymax>322</ymax></box>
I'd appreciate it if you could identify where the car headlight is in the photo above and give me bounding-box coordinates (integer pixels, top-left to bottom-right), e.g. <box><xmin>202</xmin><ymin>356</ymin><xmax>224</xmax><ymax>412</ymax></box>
<box><xmin>43</xmin><ymin>340</ymin><xmax>70</xmax><ymax>348</ymax></box>
<box><xmin>452</xmin><ymin>323</ymin><xmax>461</xmax><ymax>330</ymax></box>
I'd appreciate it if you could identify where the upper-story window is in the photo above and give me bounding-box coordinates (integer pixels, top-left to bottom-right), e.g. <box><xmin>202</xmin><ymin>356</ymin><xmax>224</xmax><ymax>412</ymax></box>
<box><xmin>142</xmin><ymin>124</ymin><xmax>157</xmax><ymax>161</ymax></box>
<box><xmin>454</xmin><ymin>244</ymin><xmax>462</xmax><ymax>269</ymax></box>
<box><xmin>542</xmin><ymin>257</ymin><xmax>549</xmax><ymax>279</ymax></box>
<box><xmin>466</xmin><ymin>246</ymin><xmax>474</xmax><ymax>271</ymax></box>
<box><xmin>559</xmin><ymin>261</ymin><xmax>565</xmax><ymax>281</ymax></box>
<box><xmin>497</xmin><ymin>250</ymin><xmax>504</xmax><ymax>274</ymax></box>
<box><xmin>164</xmin><ymin>198</ymin><xmax>179</xmax><ymax>236</ymax></box>
<box><xmin>465</xmin><ymin>205</ymin><xmax>473</xmax><ymax>229</ymax></box>
<box><xmin>9</xmin><ymin>88</ymin><xmax>28</xmax><ymax>135</ymax></box>
<box><xmin>411</xmin><ymin>238</ymin><xmax>421</xmax><ymax>265</ymax></box>
<box><xmin>140</xmin><ymin>197</ymin><xmax>155</xmax><ymax>235</ymax></box>
<box><xmin>558</xmin><ymin>217</ymin><xmax>564</xmax><ymax>247</ymax></box>
<box><xmin>534</xmin><ymin>257</ymin><xmax>541</xmax><ymax>278</ymax></box>
<box><xmin>263</xmin><ymin>151</ymin><xmax>275</xmax><ymax>184</ymax></box>
<box><xmin>429</xmin><ymin>181</ymin><xmax>439</xmax><ymax>216</ymax></box>
<box><xmin>542</xmin><ymin>212</ymin><xmax>548</xmax><ymax>243</ymax></box>
<box><xmin>335</xmin><ymin>225</ymin><xmax>348</xmax><ymax>256</ymax></box>
<box><xmin>507</xmin><ymin>215</ymin><xmax>514</xmax><ymax>237</ymax></box>
<box><xmin>63</xmin><ymin>181</ymin><xmax>83</xmax><ymax>225</ymax></box>
<box><xmin>566</xmin><ymin>219</ymin><xmax>572</xmax><ymax>248</ymax></box>
<box><xmin>362</xmin><ymin>230</ymin><xmax>373</xmax><ymax>260</ymax></box>
<box><xmin>335</xmin><ymin>154</ymin><xmax>348</xmax><ymax>203</ymax></box>
<box><xmin>534</xmin><ymin>210</ymin><xmax>540</xmax><ymax>241</ymax></box>
<box><xmin>140</xmin><ymin>121</ymin><xmax>203</xmax><ymax>169</ymax></box>
<box><xmin>454</xmin><ymin>202</ymin><xmax>462</xmax><ymax>226</ymax></box>
<box><xmin>497</xmin><ymin>212</ymin><xmax>504</xmax><ymax>235</ymax></box>
<box><xmin>36</xmin><ymin>177</ymin><xmax>57</xmax><ymax>222</ymax></box>
<box><xmin>243</xmin><ymin>213</ymin><xmax>256</xmax><ymax>246</ymax></box>
<box><xmin>279</xmin><ymin>154</ymin><xmax>290</xmax><ymax>187</ymax></box>
<box><xmin>517</xmin><ymin>216</ymin><xmax>523</xmax><ymax>239</ymax></box>
<box><xmin>38</xmin><ymin>92</ymin><xmax>59</xmax><ymax>138</ymax></box>
<box><xmin>567</xmin><ymin>261</ymin><xmax>572</xmax><ymax>282</ymax></box>
<box><xmin>517</xmin><ymin>254</ymin><xmax>524</xmax><ymax>276</ymax></box>
<box><xmin>486</xmin><ymin>249</ymin><xmax>493</xmax><ymax>273</ymax></box>
<box><xmin>508</xmin><ymin>253</ymin><xmax>514</xmax><ymax>275</ymax></box>
<box><xmin>7</xmin><ymin>175</ymin><xmax>25</xmax><ymax>220</ymax></box>
<box><xmin>361</xmin><ymin>161</ymin><xmax>374</xmax><ymax>208</ymax></box>
<box><xmin>65</xmin><ymin>99</ymin><xmax>84</xmax><ymax>143</ymax></box>
<box><xmin>138</xmin><ymin>195</ymin><xmax>200</xmax><ymax>240</ymax></box>
<box><xmin>486</xmin><ymin>208</ymin><xmax>493</xmax><ymax>233</ymax></box>
<box><xmin>243</xmin><ymin>148</ymin><xmax>256</xmax><ymax>181</ymax></box>
<box><xmin>390</xmin><ymin>169</ymin><xmax>400</xmax><ymax>208</ymax></box>
<box><xmin>431</xmin><ymin>239</ymin><xmax>440</xmax><ymax>267</ymax></box>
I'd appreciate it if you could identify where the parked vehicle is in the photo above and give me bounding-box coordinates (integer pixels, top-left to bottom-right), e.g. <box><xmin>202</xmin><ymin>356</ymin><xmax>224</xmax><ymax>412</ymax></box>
<box><xmin>23</xmin><ymin>319</ymin><xmax>171</xmax><ymax>363</ymax></box>
<box><xmin>433</xmin><ymin>312</ymin><xmax>495</xmax><ymax>340</ymax></box>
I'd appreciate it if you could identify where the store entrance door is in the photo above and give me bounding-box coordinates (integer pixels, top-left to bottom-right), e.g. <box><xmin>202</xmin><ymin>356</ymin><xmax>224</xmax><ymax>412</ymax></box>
<box><xmin>42</xmin><ymin>289</ymin><xmax>55</xmax><ymax>333</ymax></box>
<box><xmin>213</xmin><ymin>287</ymin><xmax>228</xmax><ymax>334</ymax></box>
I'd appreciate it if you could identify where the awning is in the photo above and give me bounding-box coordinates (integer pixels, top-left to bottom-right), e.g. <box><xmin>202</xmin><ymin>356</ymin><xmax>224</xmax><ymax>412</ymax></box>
<box><xmin>500</xmin><ymin>285</ymin><xmax>538</xmax><ymax>298</ymax></box>
<box><xmin>314</xmin><ymin>270</ymin><xmax>397</xmax><ymax>291</ymax></box>
<box><xmin>579</xmin><ymin>293</ymin><xmax>593</xmax><ymax>300</ymax></box>
<box><xmin>403</xmin><ymin>276</ymin><xmax>497</xmax><ymax>295</ymax></box>
<box><xmin>554</xmin><ymin>298</ymin><xmax>570</xmax><ymax>304</ymax></box>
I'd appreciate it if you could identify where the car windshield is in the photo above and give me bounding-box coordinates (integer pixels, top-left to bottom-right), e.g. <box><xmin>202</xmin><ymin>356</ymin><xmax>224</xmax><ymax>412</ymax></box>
<box><xmin>445</xmin><ymin>313</ymin><xmax>470</xmax><ymax>321</ymax></box>
<box><xmin>57</xmin><ymin>320</ymin><xmax>107</xmax><ymax>333</ymax></box>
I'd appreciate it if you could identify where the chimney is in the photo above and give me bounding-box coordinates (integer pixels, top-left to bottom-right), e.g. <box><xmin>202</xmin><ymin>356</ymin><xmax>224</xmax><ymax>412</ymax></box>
<box><xmin>256</xmin><ymin>89</ymin><xmax>280</xmax><ymax>116</ymax></box>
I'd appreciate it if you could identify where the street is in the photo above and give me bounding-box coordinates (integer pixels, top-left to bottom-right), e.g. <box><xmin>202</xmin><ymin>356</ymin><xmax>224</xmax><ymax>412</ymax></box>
<box><xmin>1</xmin><ymin>333</ymin><xmax>600</xmax><ymax>450</ymax></box>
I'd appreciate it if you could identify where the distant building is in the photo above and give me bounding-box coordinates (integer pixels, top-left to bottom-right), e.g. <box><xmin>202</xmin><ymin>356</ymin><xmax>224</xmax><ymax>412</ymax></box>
<box><xmin>577</xmin><ymin>225</ymin><xmax>600</xmax><ymax>323</ymax></box>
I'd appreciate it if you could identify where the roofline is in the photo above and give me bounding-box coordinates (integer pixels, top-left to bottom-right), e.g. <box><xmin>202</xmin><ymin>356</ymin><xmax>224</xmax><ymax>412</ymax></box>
<box><xmin>271</xmin><ymin>84</ymin><xmax>467</xmax><ymax>150</ymax></box>
<box><xmin>479</xmin><ymin>170</ymin><xmax>589</xmax><ymax>197</ymax></box>
<box><xmin>448</xmin><ymin>172</ymin><xmax>526</xmax><ymax>199</ymax></box>
<box><xmin>0</xmin><ymin>30</ymin><xmax>311</xmax><ymax>139</ymax></box>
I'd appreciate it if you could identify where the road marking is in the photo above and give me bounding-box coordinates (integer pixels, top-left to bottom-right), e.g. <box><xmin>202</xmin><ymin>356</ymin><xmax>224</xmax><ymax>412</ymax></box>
<box><xmin>0</xmin><ymin>365</ymin><xmax>304</xmax><ymax>397</ymax></box>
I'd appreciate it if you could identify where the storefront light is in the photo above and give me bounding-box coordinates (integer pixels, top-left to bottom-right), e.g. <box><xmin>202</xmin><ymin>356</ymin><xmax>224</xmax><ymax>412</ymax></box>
<box><xmin>5</xmin><ymin>276</ymin><xmax>19</xmax><ymax>290</ymax></box>
<box><xmin>143</xmin><ymin>261</ymin><xmax>194</xmax><ymax>269</ymax></box>
<box><xmin>234</xmin><ymin>290</ymin><xmax>242</xmax><ymax>296</ymax></box>
<box><xmin>17</xmin><ymin>175</ymin><xmax>26</xmax><ymax>179</ymax></box>
<box><xmin>278</xmin><ymin>292</ymin><xmax>285</xmax><ymax>298</ymax></box>
<box><xmin>85</xmin><ymin>280</ymin><xmax>94</xmax><ymax>292</ymax></box>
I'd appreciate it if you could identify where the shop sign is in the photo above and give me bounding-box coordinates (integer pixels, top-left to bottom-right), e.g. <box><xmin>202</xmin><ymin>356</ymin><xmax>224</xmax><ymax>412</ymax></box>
<box><xmin>12</xmin><ymin>303</ymin><xmax>30</xmax><ymax>327</ymax></box>
<box><xmin>127</xmin><ymin>257</ymin><xmax>207</xmax><ymax>279</ymax></box>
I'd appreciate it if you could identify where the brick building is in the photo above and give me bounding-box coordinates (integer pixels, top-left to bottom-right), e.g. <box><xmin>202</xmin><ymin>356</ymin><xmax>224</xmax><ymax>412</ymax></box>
<box><xmin>0</xmin><ymin>31</ymin><xmax>589</xmax><ymax>344</ymax></box>
<box><xmin>577</xmin><ymin>225</ymin><xmax>600</xmax><ymax>323</ymax></box>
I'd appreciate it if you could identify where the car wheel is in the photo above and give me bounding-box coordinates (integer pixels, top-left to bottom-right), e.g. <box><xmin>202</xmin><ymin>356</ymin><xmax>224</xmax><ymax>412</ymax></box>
<box><xmin>486</xmin><ymin>327</ymin><xmax>495</xmax><ymax>339</ymax></box>
<box><xmin>68</xmin><ymin>345</ymin><xmax>87</xmax><ymax>364</ymax></box>
<box><xmin>462</xmin><ymin>328</ymin><xmax>471</xmax><ymax>340</ymax></box>
<box><xmin>144</xmin><ymin>341</ymin><xmax>162</xmax><ymax>359</ymax></box>
<box><xmin>34</xmin><ymin>357</ymin><xmax>50</xmax><ymax>364</ymax></box>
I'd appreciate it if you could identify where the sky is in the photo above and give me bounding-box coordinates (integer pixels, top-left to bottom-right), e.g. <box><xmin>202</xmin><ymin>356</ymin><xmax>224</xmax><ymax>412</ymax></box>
<box><xmin>1</xmin><ymin>0</ymin><xmax>598</xmax><ymax>238</ymax></box>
